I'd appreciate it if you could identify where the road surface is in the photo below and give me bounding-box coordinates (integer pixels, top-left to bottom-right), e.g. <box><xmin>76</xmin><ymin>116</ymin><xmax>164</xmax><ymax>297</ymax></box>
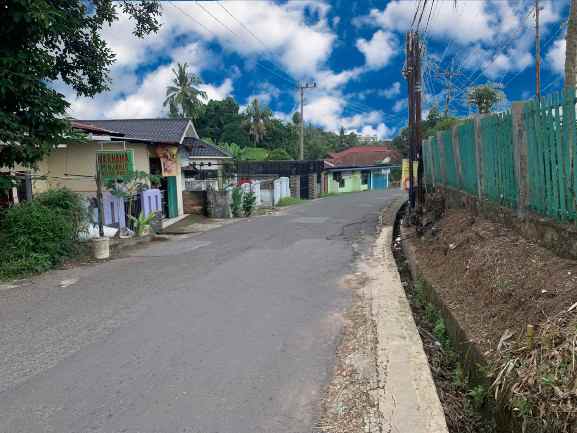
<box><xmin>0</xmin><ymin>190</ymin><xmax>402</xmax><ymax>433</ymax></box>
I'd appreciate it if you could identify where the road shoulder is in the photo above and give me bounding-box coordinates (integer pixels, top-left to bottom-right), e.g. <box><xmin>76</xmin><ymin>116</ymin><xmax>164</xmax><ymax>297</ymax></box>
<box><xmin>319</xmin><ymin>197</ymin><xmax>449</xmax><ymax>433</ymax></box>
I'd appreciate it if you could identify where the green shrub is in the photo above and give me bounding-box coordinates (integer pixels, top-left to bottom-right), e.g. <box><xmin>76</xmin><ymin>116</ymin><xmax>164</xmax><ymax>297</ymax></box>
<box><xmin>0</xmin><ymin>253</ymin><xmax>53</xmax><ymax>280</ymax></box>
<box><xmin>0</xmin><ymin>200</ymin><xmax>74</xmax><ymax>260</ymax></box>
<box><xmin>0</xmin><ymin>188</ymin><xmax>89</xmax><ymax>279</ymax></box>
<box><xmin>242</xmin><ymin>191</ymin><xmax>257</xmax><ymax>217</ymax></box>
<box><xmin>34</xmin><ymin>188</ymin><xmax>89</xmax><ymax>238</ymax></box>
<box><xmin>231</xmin><ymin>187</ymin><xmax>243</xmax><ymax>217</ymax></box>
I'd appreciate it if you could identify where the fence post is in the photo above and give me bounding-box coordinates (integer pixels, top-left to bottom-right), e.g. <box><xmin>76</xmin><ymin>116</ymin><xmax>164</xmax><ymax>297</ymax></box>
<box><xmin>436</xmin><ymin>131</ymin><xmax>447</xmax><ymax>186</ymax></box>
<box><xmin>474</xmin><ymin>115</ymin><xmax>484</xmax><ymax>200</ymax></box>
<box><xmin>452</xmin><ymin>125</ymin><xmax>463</xmax><ymax>189</ymax></box>
<box><xmin>427</xmin><ymin>137</ymin><xmax>436</xmax><ymax>186</ymax></box>
<box><xmin>512</xmin><ymin>101</ymin><xmax>529</xmax><ymax>216</ymax></box>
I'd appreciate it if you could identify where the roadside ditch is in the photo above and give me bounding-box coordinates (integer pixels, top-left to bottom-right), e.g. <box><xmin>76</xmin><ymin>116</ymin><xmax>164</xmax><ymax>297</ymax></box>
<box><xmin>395</xmin><ymin>202</ymin><xmax>577</xmax><ymax>433</ymax></box>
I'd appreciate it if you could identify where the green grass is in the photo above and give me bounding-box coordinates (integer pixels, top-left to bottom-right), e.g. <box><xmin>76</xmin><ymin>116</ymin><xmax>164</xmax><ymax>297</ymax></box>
<box><xmin>277</xmin><ymin>197</ymin><xmax>303</xmax><ymax>207</ymax></box>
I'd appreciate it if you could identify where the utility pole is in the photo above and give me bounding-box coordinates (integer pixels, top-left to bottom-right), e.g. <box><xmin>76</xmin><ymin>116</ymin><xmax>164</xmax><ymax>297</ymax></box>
<box><xmin>95</xmin><ymin>157</ymin><xmax>105</xmax><ymax>238</ymax></box>
<box><xmin>535</xmin><ymin>0</ymin><xmax>541</xmax><ymax>101</ymax></box>
<box><xmin>434</xmin><ymin>58</ymin><xmax>462</xmax><ymax>117</ymax></box>
<box><xmin>404</xmin><ymin>31</ymin><xmax>424</xmax><ymax>225</ymax></box>
<box><xmin>297</xmin><ymin>81</ymin><xmax>317</xmax><ymax>160</ymax></box>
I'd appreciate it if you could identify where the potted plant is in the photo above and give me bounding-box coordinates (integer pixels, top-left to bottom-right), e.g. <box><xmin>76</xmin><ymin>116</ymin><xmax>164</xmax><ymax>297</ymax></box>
<box><xmin>129</xmin><ymin>212</ymin><xmax>157</xmax><ymax>237</ymax></box>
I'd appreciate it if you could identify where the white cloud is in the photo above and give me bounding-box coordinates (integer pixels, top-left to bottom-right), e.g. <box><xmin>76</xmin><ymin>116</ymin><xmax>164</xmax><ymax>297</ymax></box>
<box><xmin>315</xmin><ymin>67</ymin><xmax>364</xmax><ymax>91</ymax></box>
<box><xmin>67</xmin><ymin>59</ymin><xmax>233</xmax><ymax>119</ymax></box>
<box><xmin>392</xmin><ymin>99</ymin><xmax>407</xmax><ymax>113</ymax></box>
<box><xmin>162</xmin><ymin>1</ymin><xmax>336</xmax><ymax>77</ymax></box>
<box><xmin>358</xmin><ymin>0</ymin><xmax>563</xmax><ymax>83</ymax></box>
<box><xmin>365</xmin><ymin>1</ymin><xmax>494</xmax><ymax>45</ymax></box>
<box><xmin>356</xmin><ymin>30</ymin><xmax>397</xmax><ymax>69</ymax></box>
<box><xmin>547</xmin><ymin>39</ymin><xmax>566</xmax><ymax>75</ymax></box>
<box><xmin>200</xmin><ymin>79</ymin><xmax>234</xmax><ymax>102</ymax></box>
<box><xmin>107</xmin><ymin>66</ymin><xmax>174</xmax><ymax>118</ymax></box>
<box><xmin>382</xmin><ymin>82</ymin><xmax>401</xmax><ymax>99</ymax></box>
<box><xmin>358</xmin><ymin>123</ymin><xmax>394</xmax><ymax>140</ymax></box>
<box><xmin>63</xmin><ymin>1</ymin><xmax>339</xmax><ymax>119</ymax></box>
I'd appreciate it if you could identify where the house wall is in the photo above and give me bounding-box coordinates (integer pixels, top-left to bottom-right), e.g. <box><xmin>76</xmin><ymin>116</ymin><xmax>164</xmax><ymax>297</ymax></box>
<box><xmin>328</xmin><ymin>171</ymin><xmax>362</xmax><ymax>193</ymax></box>
<box><xmin>370</xmin><ymin>169</ymin><xmax>391</xmax><ymax>190</ymax></box>
<box><xmin>34</xmin><ymin>141</ymin><xmax>150</xmax><ymax>193</ymax></box>
<box><xmin>19</xmin><ymin>140</ymin><xmax>186</xmax><ymax>218</ymax></box>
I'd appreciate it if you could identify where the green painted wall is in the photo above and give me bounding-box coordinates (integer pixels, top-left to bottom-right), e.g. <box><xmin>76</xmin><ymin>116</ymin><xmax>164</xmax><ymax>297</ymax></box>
<box><xmin>328</xmin><ymin>171</ymin><xmax>363</xmax><ymax>194</ymax></box>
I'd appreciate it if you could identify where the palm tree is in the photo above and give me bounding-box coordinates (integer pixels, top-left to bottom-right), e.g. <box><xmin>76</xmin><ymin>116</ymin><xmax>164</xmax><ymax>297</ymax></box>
<box><xmin>244</xmin><ymin>98</ymin><xmax>272</xmax><ymax>145</ymax></box>
<box><xmin>163</xmin><ymin>63</ymin><xmax>207</xmax><ymax>119</ymax></box>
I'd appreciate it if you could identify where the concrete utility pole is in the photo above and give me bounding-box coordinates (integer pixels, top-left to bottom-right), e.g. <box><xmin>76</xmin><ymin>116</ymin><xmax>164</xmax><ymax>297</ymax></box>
<box><xmin>535</xmin><ymin>0</ymin><xmax>542</xmax><ymax>100</ymax></box>
<box><xmin>297</xmin><ymin>81</ymin><xmax>317</xmax><ymax>160</ymax></box>
<box><xmin>434</xmin><ymin>58</ymin><xmax>462</xmax><ymax>117</ymax></box>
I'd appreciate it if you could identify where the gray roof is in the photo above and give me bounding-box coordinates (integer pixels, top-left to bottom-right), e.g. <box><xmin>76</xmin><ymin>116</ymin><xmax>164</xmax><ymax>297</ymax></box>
<box><xmin>183</xmin><ymin>137</ymin><xmax>232</xmax><ymax>158</ymax></box>
<box><xmin>77</xmin><ymin>119</ymin><xmax>191</xmax><ymax>144</ymax></box>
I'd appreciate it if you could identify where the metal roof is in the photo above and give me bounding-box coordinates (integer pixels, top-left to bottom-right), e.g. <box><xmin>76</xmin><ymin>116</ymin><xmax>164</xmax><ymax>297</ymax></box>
<box><xmin>182</xmin><ymin>137</ymin><xmax>232</xmax><ymax>158</ymax></box>
<box><xmin>76</xmin><ymin>118</ymin><xmax>192</xmax><ymax>144</ymax></box>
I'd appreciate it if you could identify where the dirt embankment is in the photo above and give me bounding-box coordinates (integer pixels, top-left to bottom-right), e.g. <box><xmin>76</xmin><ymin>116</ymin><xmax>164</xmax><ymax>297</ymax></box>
<box><xmin>410</xmin><ymin>208</ymin><xmax>577</xmax><ymax>432</ymax></box>
<box><xmin>413</xmin><ymin>209</ymin><xmax>577</xmax><ymax>354</ymax></box>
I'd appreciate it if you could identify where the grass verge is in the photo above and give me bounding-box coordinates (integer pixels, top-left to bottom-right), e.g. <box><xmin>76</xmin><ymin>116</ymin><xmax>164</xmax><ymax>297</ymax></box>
<box><xmin>276</xmin><ymin>197</ymin><xmax>303</xmax><ymax>207</ymax></box>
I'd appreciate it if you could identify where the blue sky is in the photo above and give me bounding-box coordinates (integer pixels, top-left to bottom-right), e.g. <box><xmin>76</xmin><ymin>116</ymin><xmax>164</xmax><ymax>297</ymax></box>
<box><xmin>64</xmin><ymin>0</ymin><xmax>571</xmax><ymax>140</ymax></box>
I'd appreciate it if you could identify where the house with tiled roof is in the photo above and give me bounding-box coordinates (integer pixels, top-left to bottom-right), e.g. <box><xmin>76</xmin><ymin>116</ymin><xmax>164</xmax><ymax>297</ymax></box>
<box><xmin>19</xmin><ymin>118</ymin><xmax>231</xmax><ymax>224</ymax></box>
<box><xmin>326</xmin><ymin>145</ymin><xmax>401</xmax><ymax>167</ymax></box>
<box><xmin>322</xmin><ymin>145</ymin><xmax>400</xmax><ymax>194</ymax></box>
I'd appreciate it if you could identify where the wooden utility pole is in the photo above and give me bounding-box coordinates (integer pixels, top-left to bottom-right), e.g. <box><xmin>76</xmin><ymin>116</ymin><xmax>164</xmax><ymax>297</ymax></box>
<box><xmin>297</xmin><ymin>81</ymin><xmax>317</xmax><ymax>160</ymax></box>
<box><xmin>405</xmin><ymin>31</ymin><xmax>424</xmax><ymax>223</ymax></box>
<box><xmin>434</xmin><ymin>59</ymin><xmax>462</xmax><ymax>117</ymax></box>
<box><xmin>535</xmin><ymin>0</ymin><xmax>541</xmax><ymax>101</ymax></box>
<box><xmin>95</xmin><ymin>157</ymin><xmax>105</xmax><ymax>238</ymax></box>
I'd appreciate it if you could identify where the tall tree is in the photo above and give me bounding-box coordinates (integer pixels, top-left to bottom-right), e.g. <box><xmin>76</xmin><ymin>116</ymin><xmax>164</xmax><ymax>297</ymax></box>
<box><xmin>566</xmin><ymin>1</ymin><xmax>577</xmax><ymax>88</ymax></box>
<box><xmin>244</xmin><ymin>99</ymin><xmax>272</xmax><ymax>146</ymax></box>
<box><xmin>1</xmin><ymin>0</ymin><xmax>161</xmax><ymax>169</ymax></box>
<box><xmin>466</xmin><ymin>83</ymin><xmax>505</xmax><ymax>114</ymax></box>
<box><xmin>163</xmin><ymin>63</ymin><xmax>207</xmax><ymax>120</ymax></box>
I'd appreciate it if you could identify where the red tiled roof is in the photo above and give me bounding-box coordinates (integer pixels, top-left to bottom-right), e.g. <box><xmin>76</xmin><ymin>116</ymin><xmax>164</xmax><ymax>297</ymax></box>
<box><xmin>326</xmin><ymin>146</ymin><xmax>401</xmax><ymax>167</ymax></box>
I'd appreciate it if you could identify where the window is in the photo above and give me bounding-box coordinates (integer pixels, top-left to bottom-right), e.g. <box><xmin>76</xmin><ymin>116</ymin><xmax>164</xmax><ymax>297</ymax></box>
<box><xmin>333</xmin><ymin>172</ymin><xmax>345</xmax><ymax>188</ymax></box>
<box><xmin>362</xmin><ymin>172</ymin><xmax>369</xmax><ymax>185</ymax></box>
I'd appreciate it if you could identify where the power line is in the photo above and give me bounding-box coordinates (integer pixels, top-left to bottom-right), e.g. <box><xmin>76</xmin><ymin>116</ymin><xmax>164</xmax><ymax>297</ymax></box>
<box><xmin>168</xmin><ymin>1</ymin><xmax>297</xmax><ymax>89</ymax></box>
<box><xmin>504</xmin><ymin>18</ymin><xmax>566</xmax><ymax>89</ymax></box>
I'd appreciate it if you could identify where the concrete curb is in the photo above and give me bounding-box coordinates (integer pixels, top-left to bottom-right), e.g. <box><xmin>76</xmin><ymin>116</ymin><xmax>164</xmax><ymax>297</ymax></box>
<box><xmin>365</xmin><ymin>201</ymin><xmax>449</xmax><ymax>433</ymax></box>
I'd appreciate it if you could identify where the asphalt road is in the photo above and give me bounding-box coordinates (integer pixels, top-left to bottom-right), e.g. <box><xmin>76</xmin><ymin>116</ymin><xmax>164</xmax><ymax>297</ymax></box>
<box><xmin>0</xmin><ymin>189</ymin><xmax>403</xmax><ymax>433</ymax></box>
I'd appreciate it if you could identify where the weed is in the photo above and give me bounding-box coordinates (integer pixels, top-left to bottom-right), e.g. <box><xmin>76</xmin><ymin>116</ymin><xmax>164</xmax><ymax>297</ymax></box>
<box><xmin>467</xmin><ymin>385</ymin><xmax>487</xmax><ymax>410</ymax></box>
<box><xmin>511</xmin><ymin>396</ymin><xmax>532</xmax><ymax>419</ymax></box>
<box><xmin>453</xmin><ymin>363</ymin><xmax>468</xmax><ymax>388</ymax></box>
<box><xmin>413</xmin><ymin>278</ymin><xmax>427</xmax><ymax>307</ymax></box>
<box><xmin>230</xmin><ymin>187</ymin><xmax>243</xmax><ymax>217</ymax></box>
<box><xmin>425</xmin><ymin>303</ymin><xmax>439</xmax><ymax>324</ymax></box>
<box><xmin>242</xmin><ymin>191</ymin><xmax>257</xmax><ymax>217</ymax></box>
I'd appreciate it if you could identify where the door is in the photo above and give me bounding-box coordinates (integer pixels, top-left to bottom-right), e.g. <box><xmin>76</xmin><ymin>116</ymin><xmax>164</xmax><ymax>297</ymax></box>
<box><xmin>167</xmin><ymin>176</ymin><xmax>178</xmax><ymax>218</ymax></box>
<box><xmin>300</xmin><ymin>174</ymin><xmax>309</xmax><ymax>199</ymax></box>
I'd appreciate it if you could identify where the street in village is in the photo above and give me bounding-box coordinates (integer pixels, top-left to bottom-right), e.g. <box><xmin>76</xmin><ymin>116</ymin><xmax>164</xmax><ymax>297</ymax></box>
<box><xmin>0</xmin><ymin>190</ymin><xmax>436</xmax><ymax>433</ymax></box>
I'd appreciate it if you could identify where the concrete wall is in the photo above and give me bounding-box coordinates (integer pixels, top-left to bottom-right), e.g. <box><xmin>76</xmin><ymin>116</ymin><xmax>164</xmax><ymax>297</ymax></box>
<box><xmin>182</xmin><ymin>191</ymin><xmax>205</xmax><ymax>215</ymax></box>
